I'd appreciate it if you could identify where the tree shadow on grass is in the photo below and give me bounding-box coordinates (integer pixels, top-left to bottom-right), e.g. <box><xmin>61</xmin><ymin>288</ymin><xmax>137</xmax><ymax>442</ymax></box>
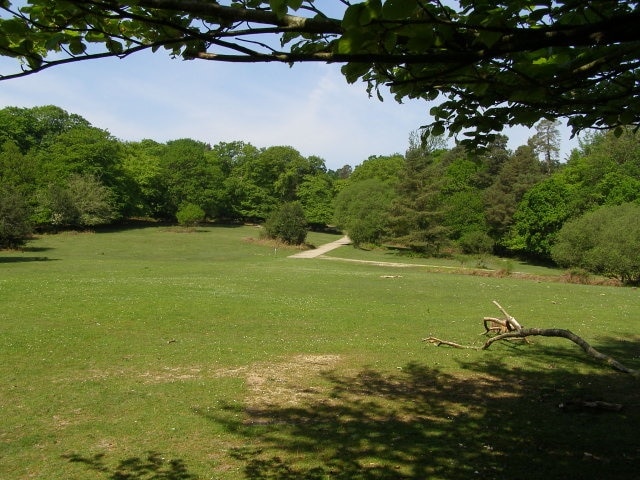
<box><xmin>203</xmin><ymin>352</ymin><xmax>639</xmax><ymax>480</ymax></box>
<box><xmin>478</xmin><ymin>334</ymin><xmax>640</xmax><ymax>380</ymax></box>
<box><xmin>0</xmin><ymin>255</ymin><xmax>57</xmax><ymax>263</ymax></box>
<box><xmin>62</xmin><ymin>451</ymin><xmax>197</xmax><ymax>480</ymax></box>
<box><xmin>21</xmin><ymin>245</ymin><xmax>54</xmax><ymax>252</ymax></box>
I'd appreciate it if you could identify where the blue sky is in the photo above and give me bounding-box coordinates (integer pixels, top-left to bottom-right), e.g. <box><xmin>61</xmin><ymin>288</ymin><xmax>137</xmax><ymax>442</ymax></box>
<box><xmin>0</xmin><ymin>48</ymin><xmax>579</xmax><ymax>170</ymax></box>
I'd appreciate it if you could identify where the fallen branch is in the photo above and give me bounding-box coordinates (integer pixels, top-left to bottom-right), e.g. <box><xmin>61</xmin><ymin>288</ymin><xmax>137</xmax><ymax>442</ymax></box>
<box><xmin>492</xmin><ymin>300</ymin><xmax>523</xmax><ymax>331</ymax></box>
<box><xmin>481</xmin><ymin>301</ymin><xmax>529</xmax><ymax>342</ymax></box>
<box><xmin>423</xmin><ymin>336</ymin><xmax>479</xmax><ymax>350</ymax></box>
<box><xmin>482</xmin><ymin>327</ymin><xmax>639</xmax><ymax>377</ymax></box>
<box><xmin>424</xmin><ymin>301</ymin><xmax>639</xmax><ymax>377</ymax></box>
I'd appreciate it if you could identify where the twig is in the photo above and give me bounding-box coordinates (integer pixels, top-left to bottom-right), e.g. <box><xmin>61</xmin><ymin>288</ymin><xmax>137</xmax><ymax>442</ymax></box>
<box><xmin>423</xmin><ymin>336</ymin><xmax>479</xmax><ymax>350</ymax></box>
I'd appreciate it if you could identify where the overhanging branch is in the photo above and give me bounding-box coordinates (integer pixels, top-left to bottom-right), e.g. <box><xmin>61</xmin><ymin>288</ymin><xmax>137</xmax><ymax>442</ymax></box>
<box><xmin>132</xmin><ymin>0</ymin><xmax>343</xmax><ymax>33</ymax></box>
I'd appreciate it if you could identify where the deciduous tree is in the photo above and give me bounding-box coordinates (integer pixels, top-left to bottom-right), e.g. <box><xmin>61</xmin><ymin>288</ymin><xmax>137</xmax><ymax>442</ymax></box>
<box><xmin>333</xmin><ymin>178</ymin><xmax>395</xmax><ymax>247</ymax></box>
<box><xmin>506</xmin><ymin>175</ymin><xmax>575</xmax><ymax>258</ymax></box>
<box><xmin>264</xmin><ymin>201</ymin><xmax>308</xmax><ymax>245</ymax></box>
<box><xmin>552</xmin><ymin>203</ymin><xmax>640</xmax><ymax>285</ymax></box>
<box><xmin>36</xmin><ymin>173</ymin><xmax>117</xmax><ymax>228</ymax></box>
<box><xmin>296</xmin><ymin>173</ymin><xmax>335</xmax><ymax>229</ymax></box>
<box><xmin>0</xmin><ymin>183</ymin><xmax>32</xmax><ymax>248</ymax></box>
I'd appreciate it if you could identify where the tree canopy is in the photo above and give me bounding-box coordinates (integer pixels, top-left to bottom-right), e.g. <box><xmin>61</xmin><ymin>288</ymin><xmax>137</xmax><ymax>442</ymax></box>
<box><xmin>1</xmin><ymin>1</ymin><xmax>639</xmax><ymax>145</ymax></box>
<box><xmin>552</xmin><ymin>203</ymin><xmax>640</xmax><ymax>285</ymax></box>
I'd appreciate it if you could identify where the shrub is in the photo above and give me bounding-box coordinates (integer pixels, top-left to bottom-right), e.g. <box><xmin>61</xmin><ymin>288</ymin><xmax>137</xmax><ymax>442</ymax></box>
<box><xmin>264</xmin><ymin>202</ymin><xmax>308</xmax><ymax>245</ymax></box>
<box><xmin>0</xmin><ymin>184</ymin><xmax>32</xmax><ymax>248</ymax></box>
<box><xmin>176</xmin><ymin>203</ymin><xmax>205</xmax><ymax>227</ymax></box>
<box><xmin>458</xmin><ymin>230</ymin><xmax>494</xmax><ymax>254</ymax></box>
<box><xmin>35</xmin><ymin>174</ymin><xmax>117</xmax><ymax>228</ymax></box>
<box><xmin>551</xmin><ymin>203</ymin><xmax>640</xmax><ymax>285</ymax></box>
<box><xmin>66</xmin><ymin>174</ymin><xmax>117</xmax><ymax>226</ymax></box>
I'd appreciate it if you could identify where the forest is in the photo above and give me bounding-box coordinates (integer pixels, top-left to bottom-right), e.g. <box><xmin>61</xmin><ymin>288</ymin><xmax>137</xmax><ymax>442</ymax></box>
<box><xmin>1</xmin><ymin>105</ymin><xmax>640</xmax><ymax>284</ymax></box>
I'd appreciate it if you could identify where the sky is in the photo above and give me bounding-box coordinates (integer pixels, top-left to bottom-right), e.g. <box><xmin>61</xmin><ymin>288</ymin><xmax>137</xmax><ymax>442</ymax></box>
<box><xmin>0</xmin><ymin>47</ymin><xmax>580</xmax><ymax>171</ymax></box>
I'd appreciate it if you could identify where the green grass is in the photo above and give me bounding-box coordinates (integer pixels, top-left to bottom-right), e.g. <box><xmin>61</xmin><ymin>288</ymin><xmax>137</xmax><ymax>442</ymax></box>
<box><xmin>1</xmin><ymin>226</ymin><xmax>639</xmax><ymax>479</ymax></box>
<box><xmin>325</xmin><ymin>243</ymin><xmax>564</xmax><ymax>276</ymax></box>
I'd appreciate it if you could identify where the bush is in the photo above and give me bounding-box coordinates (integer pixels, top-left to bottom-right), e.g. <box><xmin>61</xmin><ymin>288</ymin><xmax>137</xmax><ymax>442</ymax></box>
<box><xmin>551</xmin><ymin>203</ymin><xmax>640</xmax><ymax>285</ymax></box>
<box><xmin>0</xmin><ymin>184</ymin><xmax>32</xmax><ymax>248</ymax></box>
<box><xmin>264</xmin><ymin>202</ymin><xmax>308</xmax><ymax>245</ymax></box>
<box><xmin>66</xmin><ymin>174</ymin><xmax>117</xmax><ymax>227</ymax></box>
<box><xmin>35</xmin><ymin>174</ymin><xmax>117</xmax><ymax>228</ymax></box>
<box><xmin>458</xmin><ymin>230</ymin><xmax>494</xmax><ymax>254</ymax></box>
<box><xmin>347</xmin><ymin>217</ymin><xmax>386</xmax><ymax>248</ymax></box>
<box><xmin>176</xmin><ymin>203</ymin><xmax>205</xmax><ymax>227</ymax></box>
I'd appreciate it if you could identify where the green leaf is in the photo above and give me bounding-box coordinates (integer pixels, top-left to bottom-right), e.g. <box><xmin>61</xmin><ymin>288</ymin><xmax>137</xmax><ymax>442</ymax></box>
<box><xmin>341</xmin><ymin>62</ymin><xmax>371</xmax><ymax>83</ymax></box>
<box><xmin>337</xmin><ymin>29</ymin><xmax>368</xmax><ymax>55</ymax></box>
<box><xmin>430</xmin><ymin>122</ymin><xmax>446</xmax><ymax>137</ymax></box>
<box><xmin>0</xmin><ymin>18</ymin><xmax>27</xmax><ymax>35</ymax></box>
<box><xmin>269</xmin><ymin>0</ymin><xmax>287</xmax><ymax>18</ymax></box>
<box><xmin>342</xmin><ymin>4</ymin><xmax>366</xmax><ymax>29</ymax></box>
<box><xmin>106</xmin><ymin>39</ymin><xmax>123</xmax><ymax>54</ymax></box>
<box><xmin>85</xmin><ymin>31</ymin><xmax>106</xmax><ymax>43</ymax></box>
<box><xmin>25</xmin><ymin>52</ymin><xmax>43</xmax><ymax>69</ymax></box>
<box><xmin>382</xmin><ymin>0</ymin><xmax>417</xmax><ymax>20</ymax></box>
<box><xmin>44</xmin><ymin>33</ymin><xmax>67</xmax><ymax>51</ymax></box>
<box><xmin>68</xmin><ymin>38</ymin><xmax>86</xmax><ymax>55</ymax></box>
<box><xmin>475</xmin><ymin>30</ymin><xmax>503</xmax><ymax>48</ymax></box>
<box><xmin>359</xmin><ymin>0</ymin><xmax>382</xmax><ymax>25</ymax></box>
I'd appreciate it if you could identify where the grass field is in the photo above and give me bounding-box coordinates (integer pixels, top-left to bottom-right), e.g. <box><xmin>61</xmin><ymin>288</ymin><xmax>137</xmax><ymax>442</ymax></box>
<box><xmin>1</xmin><ymin>225</ymin><xmax>639</xmax><ymax>479</ymax></box>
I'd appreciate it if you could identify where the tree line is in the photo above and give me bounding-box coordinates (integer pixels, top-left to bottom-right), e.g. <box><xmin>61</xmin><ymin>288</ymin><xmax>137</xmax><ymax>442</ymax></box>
<box><xmin>1</xmin><ymin>105</ymin><xmax>639</xmax><ymax>284</ymax></box>
<box><xmin>333</xmin><ymin>124</ymin><xmax>640</xmax><ymax>284</ymax></box>
<box><xmin>0</xmin><ymin>104</ymin><xmax>344</xmax><ymax>236</ymax></box>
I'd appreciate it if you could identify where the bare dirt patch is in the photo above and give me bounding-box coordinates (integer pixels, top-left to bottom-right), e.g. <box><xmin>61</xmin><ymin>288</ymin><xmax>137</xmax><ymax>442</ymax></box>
<box><xmin>243</xmin><ymin>354</ymin><xmax>341</xmax><ymax>408</ymax></box>
<box><xmin>214</xmin><ymin>354</ymin><xmax>343</xmax><ymax>424</ymax></box>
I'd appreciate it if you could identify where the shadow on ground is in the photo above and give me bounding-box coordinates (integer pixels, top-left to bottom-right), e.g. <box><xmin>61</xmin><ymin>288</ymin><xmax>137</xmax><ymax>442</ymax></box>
<box><xmin>63</xmin><ymin>338</ymin><xmax>640</xmax><ymax>479</ymax></box>
<box><xmin>62</xmin><ymin>451</ymin><xmax>198</xmax><ymax>480</ymax></box>
<box><xmin>0</xmin><ymin>255</ymin><xmax>56</xmax><ymax>263</ymax></box>
<box><xmin>205</xmin><ymin>338</ymin><xmax>639</xmax><ymax>480</ymax></box>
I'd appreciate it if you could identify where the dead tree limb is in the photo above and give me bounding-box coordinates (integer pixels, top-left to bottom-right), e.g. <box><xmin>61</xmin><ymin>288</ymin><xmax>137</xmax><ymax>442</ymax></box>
<box><xmin>492</xmin><ymin>300</ymin><xmax>523</xmax><ymax>331</ymax></box>
<box><xmin>482</xmin><ymin>302</ymin><xmax>529</xmax><ymax>342</ymax></box>
<box><xmin>482</xmin><ymin>327</ymin><xmax>639</xmax><ymax>377</ymax></box>
<box><xmin>424</xmin><ymin>301</ymin><xmax>639</xmax><ymax>377</ymax></box>
<box><xmin>423</xmin><ymin>336</ymin><xmax>479</xmax><ymax>350</ymax></box>
<box><xmin>482</xmin><ymin>317</ymin><xmax>510</xmax><ymax>335</ymax></box>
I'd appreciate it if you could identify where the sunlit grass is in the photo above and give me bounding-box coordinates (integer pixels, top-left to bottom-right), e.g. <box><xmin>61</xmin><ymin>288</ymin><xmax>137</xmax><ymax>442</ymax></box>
<box><xmin>1</xmin><ymin>226</ymin><xmax>638</xmax><ymax>479</ymax></box>
<box><xmin>324</xmin><ymin>243</ymin><xmax>563</xmax><ymax>276</ymax></box>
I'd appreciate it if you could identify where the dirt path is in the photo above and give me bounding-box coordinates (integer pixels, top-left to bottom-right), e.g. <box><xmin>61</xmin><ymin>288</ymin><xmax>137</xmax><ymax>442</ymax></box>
<box><xmin>288</xmin><ymin>235</ymin><xmax>351</xmax><ymax>258</ymax></box>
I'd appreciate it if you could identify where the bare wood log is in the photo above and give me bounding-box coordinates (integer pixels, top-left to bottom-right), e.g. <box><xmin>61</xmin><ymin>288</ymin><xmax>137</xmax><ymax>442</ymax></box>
<box><xmin>482</xmin><ymin>316</ymin><xmax>529</xmax><ymax>342</ymax></box>
<box><xmin>482</xmin><ymin>316</ymin><xmax>511</xmax><ymax>335</ymax></box>
<box><xmin>482</xmin><ymin>327</ymin><xmax>639</xmax><ymax>377</ymax></box>
<box><xmin>492</xmin><ymin>300</ymin><xmax>523</xmax><ymax>331</ymax></box>
<box><xmin>423</xmin><ymin>336</ymin><xmax>479</xmax><ymax>350</ymax></box>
